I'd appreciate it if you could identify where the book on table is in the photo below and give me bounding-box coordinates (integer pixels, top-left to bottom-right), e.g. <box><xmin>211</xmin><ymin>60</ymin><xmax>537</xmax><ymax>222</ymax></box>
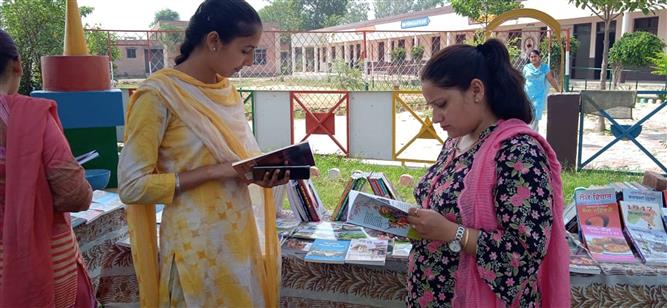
<box><xmin>231</xmin><ymin>141</ymin><xmax>315</xmax><ymax>181</ymax></box>
<box><xmin>345</xmin><ymin>190</ymin><xmax>420</xmax><ymax>240</ymax></box>
<box><xmin>291</xmin><ymin>221</ymin><xmax>369</xmax><ymax>241</ymax></box>
<box><xmin>286</xmin><ymin>179</ymin><xmax>328</xmax><ymax>222</ymax></box>
<box><xmin>619</xmin><ymin>199</ymin><xmax>667</xmax><ymax>265</ymax></box>
<box><xmin>389</xmin><ymin>240</ymin><xmax>412</xmax><ymax>259</ymax></box>
<box><xmin>332</xmin><ymin>172</ymin><xmax>400</xmax><ymax>221</ymax></box>
<box><xmin>71</xmin><ymin>190</ymin><xmax>124</xmax><ymax>225</ymax></box>
<box><xmin>575</xmin><ymin>188</ymin><xmax>637</xmax><ymax>263</ymax></box>
<box><xmin>566</xmin><ymin>232</ymin><xmax>601</xmax><ymax>274</ymax></box>
<box><xmin>304</xmin><ymin>239</ymin><xmax>350</xmax><ymax>264</ymax></box>
<box><xmin>344</xmin><ymin>239</ymin><xmax>389</xmax><ymax>266</ymax></box>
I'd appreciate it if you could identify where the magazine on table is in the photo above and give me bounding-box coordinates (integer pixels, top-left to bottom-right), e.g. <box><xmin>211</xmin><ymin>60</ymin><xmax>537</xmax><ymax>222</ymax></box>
<box><xmin>304</xmin><ymin>239</ymin><xmax>350</xmax><ymax>264</ymax></box>
<box><xmin>71</xmin><ymin>190</ymin><xmax>125</xmax><ymax>225</ymax></box>
<box><xmin>232</xmin><ymin>141</ymin><xmax>315</xmax><ymax>181</ymax></box>
<box><xmin>619</xmin><ymin>200</ymin><xmax>667</xmax><ymax>265</ymax></box>
<box><xmin>291</xmin><ymin>221</ymin><xmax>369</xmax><ymax>241</ymax></box>
<box><xmin>575</xmin><ymin>188</ymin><xmax>637</xmax><ymax>263</ymax></box>
<box><xmin>281</xmin><ymin>238</ymin><xmax>314</xmax><ymax>256</ymax></box>
<box><xmin>566</xmin><ymin>232</ymin><xmax>601</xmax><ymax>274</ymax></box>
<box><xmin>389</xmin><ymin>241</ymin><xmax>412</xmax><ymax>259</ymax></box>
<box><xmin>346</xmin><ymin>190</ymin><xmax>420</xmax><ymax>240</ymax></box>
<box><xmin>345</xmin><ymin>239</ymin><xmax>389</xmax><ymax>266</ymax></box>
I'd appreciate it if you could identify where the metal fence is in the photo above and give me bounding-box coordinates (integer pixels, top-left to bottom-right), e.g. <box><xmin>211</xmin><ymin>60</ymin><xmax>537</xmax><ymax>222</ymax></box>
<box><xmin>90</xmin><ymin>28</ymin><xmax>568</xmax><ymax>93</ymax></box>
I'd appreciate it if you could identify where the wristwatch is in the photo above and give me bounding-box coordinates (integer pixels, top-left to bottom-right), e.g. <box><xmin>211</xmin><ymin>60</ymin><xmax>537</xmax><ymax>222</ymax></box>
<box><xmin>448</xmin><ymin>225</ymin><xmax>465</xmax><ymax>253</ymax></box>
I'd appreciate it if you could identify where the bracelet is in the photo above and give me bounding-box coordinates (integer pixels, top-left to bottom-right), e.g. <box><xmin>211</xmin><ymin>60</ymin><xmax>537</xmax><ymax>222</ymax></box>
<box><xmin>462</xmin><ymin>228</ymin><xmax>470</xmax><ymax>251</ymax></box>
<box><xmin>175</xmin><ymin>173</ymin><xmax>181</xmax><ymax>192</ymax></box>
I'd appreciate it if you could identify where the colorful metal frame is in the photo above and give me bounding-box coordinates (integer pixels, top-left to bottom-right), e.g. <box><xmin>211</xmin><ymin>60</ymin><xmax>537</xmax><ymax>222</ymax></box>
<box><xmin>289</xmin><ymin>91</ymin><xmax>350</xmax><ymax>156</ymax></box>
<box><xmin>238</xmin><ymin>89</ymin><xmax>256</xmax><ymax>135</ymax></box>
<box><xmin>577</xmin><ymin>90</ymin><xmax>667</xmax><ymax>174</ymax></box>
<box><xmin>392</xmin><ymin>90</ymin><xmax>444</xmax><ymax>164</ymax></box>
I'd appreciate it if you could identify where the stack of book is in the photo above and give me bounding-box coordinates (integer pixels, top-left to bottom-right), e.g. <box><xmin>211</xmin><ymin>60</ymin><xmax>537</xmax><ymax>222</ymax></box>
<box><xmin>332</xmin><ymin>172</ymin><xmax>399</xmax><ymax>221</ymax></box>
<box><xmin>286</xmin><ymin>179</ymin><xmax>328</xmax><ymax>222</ymax></box>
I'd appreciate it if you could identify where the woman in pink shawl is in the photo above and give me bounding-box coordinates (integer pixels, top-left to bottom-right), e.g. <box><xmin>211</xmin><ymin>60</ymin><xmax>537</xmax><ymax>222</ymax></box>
<box><xmin>0</xmin><ymin>30</ymin><xmax>95</xmax><ymax>307</ymax></box>
<box><xmin>406</xmin><ymin>39</ymin><xmax>570</xmax><ymax>307</ymax></box>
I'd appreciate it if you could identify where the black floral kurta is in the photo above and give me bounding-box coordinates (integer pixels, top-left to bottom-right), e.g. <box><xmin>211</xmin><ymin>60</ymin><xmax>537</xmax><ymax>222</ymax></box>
<box><xmin>408</xmin><ymin>125</ymin><xmax>554</xmax><ymax>307</ymax></box>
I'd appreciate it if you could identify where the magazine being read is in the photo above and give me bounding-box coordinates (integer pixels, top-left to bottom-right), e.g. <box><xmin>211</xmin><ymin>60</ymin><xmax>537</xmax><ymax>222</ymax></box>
<box><xmin>346</xmin><ymin>190</ymin><xmax>420</xmax><ymax>239</ymax></box>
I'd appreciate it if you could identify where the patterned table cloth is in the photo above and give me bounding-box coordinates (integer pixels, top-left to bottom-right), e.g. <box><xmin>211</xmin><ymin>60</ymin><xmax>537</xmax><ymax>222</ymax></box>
<box><xmin>74</xmin><ymin>212</ymin><xmax>667</xmax><ymax>307</ymax></box>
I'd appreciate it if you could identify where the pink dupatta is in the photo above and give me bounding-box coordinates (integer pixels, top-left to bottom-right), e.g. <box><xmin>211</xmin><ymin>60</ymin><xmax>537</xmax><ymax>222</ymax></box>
<box><xmin>1</xmin><ymin>95</ymin><xmax>62</xmax><ymax>307</ymax></box>
<box><xmin>453</xmin><ymin>119</ymin><xmax>570</xmax><ymax>308</ymax></box>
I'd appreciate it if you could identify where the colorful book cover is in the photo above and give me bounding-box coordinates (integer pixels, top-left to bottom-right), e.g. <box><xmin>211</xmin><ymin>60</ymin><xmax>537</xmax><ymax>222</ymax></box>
<box><xmin>346</xmin><ymin>190</ymin><xmax>420</xmax><ymax>239</ymax></box>
<box><xmin>304</xmin><ymin>239</ymin><xmax>350</xmax><ymax>264</ymax></box>
<box><xmin>345</xmin><ymin>239</ymin><xmax>388</xmax><ymax>266</ymax></box>
<box><xmin>575</xmin><ymin>189</ymin><xmax>637</xmax><ymax>263</ymax></box>
<box><xmin>620</xmin><ymin>200</ymin><xmax>667</xmax><ymax>265</ymax></box>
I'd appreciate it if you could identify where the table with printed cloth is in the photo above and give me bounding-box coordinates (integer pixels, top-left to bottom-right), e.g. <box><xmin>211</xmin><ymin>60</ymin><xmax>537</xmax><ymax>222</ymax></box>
<box><xmin>74</xmin><ymin>212</ymin><xmax>667</xmax><ymax>307</ymax></box>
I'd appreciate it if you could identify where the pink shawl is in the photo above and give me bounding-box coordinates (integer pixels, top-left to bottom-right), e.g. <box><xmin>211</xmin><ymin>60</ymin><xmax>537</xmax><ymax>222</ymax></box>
<box><xmin>453</xmin><ymin>119</ymin><xmax>570</xmax><ymax>307</ymax></box>
<box><xmin>0</xmin><ymin>95</ymin><xmax>61</xmax><ymax>307</ymax></box>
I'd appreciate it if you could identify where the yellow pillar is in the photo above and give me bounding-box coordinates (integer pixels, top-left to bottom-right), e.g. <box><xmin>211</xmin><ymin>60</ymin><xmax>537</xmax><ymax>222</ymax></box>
<box><xmin>64</xmin><ymin>0</ymin><xmax>88</xmax><ymax>56</ymax></box>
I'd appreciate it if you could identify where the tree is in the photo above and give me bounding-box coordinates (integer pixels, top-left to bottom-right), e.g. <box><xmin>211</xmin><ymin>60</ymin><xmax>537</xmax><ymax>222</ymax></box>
<box><xmin>450</xmin><ymin>0</ymin><xmax>522</xmax><ymax>26</ymax></box>
<box><xmin>569</xmin><ymin>0</ymin><xmax>667</xmax><ymax>90</ymax></box>
<box><xmin>374</xmin><ymin>0</ymin><xmax>446</xmax><ymax>19</ymax></box>
<box><xmin>608</xmin><ymin>31</ymin><xmax>665</xmax><ymax>87</ymax></box>
<box><xmin>539</xmin><ymin>36</ymin><xmax>580</xmax><ymax>81</ymax></box>
<box><xmin>296</xmin><ymin>0</ymin><xmax>348</xmax><ymax>29</ymax></box>
<box><xmin>1</xmin><ymin>0</ymin><xmax>66</xmax><ymax>94</ymax></box>
<box><xmin>340</xmin><ymin>1</ymin><xmax>369</xmax><ymax>25</ymax></box>
<box><xmin>259</xmin><ymin>0</ymin><xmax>302</xmax><ymax>31</ymax></box>
<box><xmin>651</xmin><ymin>52</ymin><xmax>667</xmax><ymax>76</ymax></box>
<box><xmin>151</xmin><ymin>8</ymin><xmax>180</xmax><ymax>28</ymax></box>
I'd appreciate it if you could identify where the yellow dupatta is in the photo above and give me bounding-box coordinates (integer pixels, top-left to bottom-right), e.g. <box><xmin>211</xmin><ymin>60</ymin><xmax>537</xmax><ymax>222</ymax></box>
<box><xmin>124</xmin><ymin>69</ymin><xmax>279</xmax><ymax>307</ymax></box>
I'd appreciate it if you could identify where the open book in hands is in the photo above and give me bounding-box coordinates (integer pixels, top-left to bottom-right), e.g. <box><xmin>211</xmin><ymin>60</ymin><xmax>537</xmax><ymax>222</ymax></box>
<box><xmin>232</xmin><ymin>141</ymin><xmax>315</xmax><ymax>181</ymax></box>
<box><xmin>75</xmin><ymin>150</ymin><xmax>99</xmax><ymax>166</ymax></box>
<box><xmin>346</xmin><ymin>190</ymin><xmax>420</xmax><ymax>240</ymax></box>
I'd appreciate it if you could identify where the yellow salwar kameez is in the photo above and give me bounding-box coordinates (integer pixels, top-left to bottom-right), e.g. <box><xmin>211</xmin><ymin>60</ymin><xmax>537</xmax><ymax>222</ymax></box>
<box><xmin>118</xmin><ymin>69</ymin><xmax>279</xmax><ymax>307</ymax></box>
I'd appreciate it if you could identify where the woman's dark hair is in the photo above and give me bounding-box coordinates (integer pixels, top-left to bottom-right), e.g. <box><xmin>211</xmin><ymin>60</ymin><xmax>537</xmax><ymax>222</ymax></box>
<box><xmin>175</xmin><ymin>0</ymin><xmax>262</xmax><ymax>65</ymax></box>
<box><xmin>0</xmin><ymin>30</ymin><xmax>19</xmax><ymax>77</ymax></box>
<box><xmin>420</xmin><ymin>38</ymin><xmax>533</xmax><ymax>124</ymax></box>
<box><xmin>530</xmin><ymin>49</ymin><xmax>541</xmax><ymax>57</ymax></box>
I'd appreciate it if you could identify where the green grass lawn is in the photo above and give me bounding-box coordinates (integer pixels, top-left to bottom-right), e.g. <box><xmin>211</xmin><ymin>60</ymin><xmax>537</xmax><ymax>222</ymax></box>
<box><xmin>296</xmin><ymin>154</ymin><xmax>642</xmax><ymax>211</ymax></box>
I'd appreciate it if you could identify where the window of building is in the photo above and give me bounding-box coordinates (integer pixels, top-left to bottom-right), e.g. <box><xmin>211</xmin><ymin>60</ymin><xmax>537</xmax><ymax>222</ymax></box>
<box><xmin>634</xmin><ymin>16</ymin><xmax>659</xmax><ymax>35</ymax></box>
<box><xmin>331</xmin><ymin>46</ymin><xmax>336</xmax><ymax>60</ymax></box>
<box><xmin>455</xmin><ymin>34</ymin><xmax>466</xmax><ymax>44</ymax></box>
<box><xmin>431</xmin><ymin>36</ymin><xmax>440</xmax><ymax>55</ymax></box>
<box><xmin>398</xmin><ymin>39</ymin><xmax>406</xmax><ymax>48</ymax></box>
<box><xmin>378</xmin><ymin>42</ymin><xmax>385</xmax><ymax>62</ymax></box>
<box><xmin>322</xmin><ymin>47</ymin><xmax>327</xmax><ymax>63</ymax></box>
<box><xmin>126</xmin><ymin>48</ymin><xmax>136</xmax><ymax>59</ymax></box>
<box><xmin>356</xmin><ymin>44</ymin><xmax>361</xmax><ymax>61</ymax></box>
<box><xmin>253</xmin><ymin>48</ymin><xmax>267</xmax><ymax>65</ymax></box>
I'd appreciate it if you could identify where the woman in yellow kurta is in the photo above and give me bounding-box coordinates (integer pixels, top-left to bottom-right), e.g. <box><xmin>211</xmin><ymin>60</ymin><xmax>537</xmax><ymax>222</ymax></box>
<box><xmin>118</xmin><ymin>1</ymin><xmax>285</xmax><ymax>306</ymax></box>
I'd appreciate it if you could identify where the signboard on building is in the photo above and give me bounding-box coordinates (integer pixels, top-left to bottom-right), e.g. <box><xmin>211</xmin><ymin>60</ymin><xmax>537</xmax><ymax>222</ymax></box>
<box><xmin>401</xmin><ymin>17</ymin><xmax>430</xmax><ymax>29</ymax></box>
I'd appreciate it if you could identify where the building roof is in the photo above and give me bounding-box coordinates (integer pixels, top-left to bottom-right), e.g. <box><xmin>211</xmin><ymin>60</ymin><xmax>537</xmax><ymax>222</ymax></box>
<box><xmin>319</xmin><ymin>5</ymin><xmax>454</xmax><ymax>31</ymax></box>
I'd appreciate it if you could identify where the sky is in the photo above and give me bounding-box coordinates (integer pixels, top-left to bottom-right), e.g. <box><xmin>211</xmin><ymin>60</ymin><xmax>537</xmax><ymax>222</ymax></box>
<box><xmin>77</xmin><ymin>0</ymin><xmax>268</xmax><ymax>30</ymax></box>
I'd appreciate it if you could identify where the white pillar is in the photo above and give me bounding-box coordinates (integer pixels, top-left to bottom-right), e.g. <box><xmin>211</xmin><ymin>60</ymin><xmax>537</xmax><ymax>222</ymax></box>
<box><xmin>621</xmin><ymin>12</ymin><xmax>632</xmax><ymax>35</ymax></box>
<box><xmin>301</xmin><ymin>47</ymin><xmax>306</xmax><ymax>73</ymax></box>
<box><xmin>291</xmin><ymin>47</ymin><xmax>296</xmax><ymax>75</ymax></box>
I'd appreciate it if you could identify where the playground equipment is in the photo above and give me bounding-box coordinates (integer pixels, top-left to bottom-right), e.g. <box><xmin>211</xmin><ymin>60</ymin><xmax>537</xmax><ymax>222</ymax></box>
<box><xmin>31</xmin><ymin>0</ymin><xmax>124</xmax><ymax>187</ymax></box>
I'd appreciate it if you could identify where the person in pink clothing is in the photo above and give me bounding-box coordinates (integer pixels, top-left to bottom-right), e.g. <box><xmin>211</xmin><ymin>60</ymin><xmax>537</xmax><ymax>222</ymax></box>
<box><xmin>0</xmin><ymin>29</ymin><xmax>95</xmax><ymax>307</ymax></box>
<box><xmin>406</xmin><ymin>39</ymin><xmax>570</xmax><ymax>307</ymax></box>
